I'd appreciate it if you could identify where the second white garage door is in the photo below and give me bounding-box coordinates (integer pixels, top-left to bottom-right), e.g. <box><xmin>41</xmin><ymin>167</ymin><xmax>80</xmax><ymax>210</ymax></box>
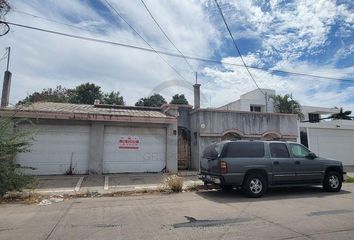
<box><xmin>308</xmin><ymin>128</ymin><xmax>354</xmax><ymax>166</ymax></box>
<box><xmin>103</xmin><ymin>126</ymin><xmax>166</xmax><ymax>173</ymax></box>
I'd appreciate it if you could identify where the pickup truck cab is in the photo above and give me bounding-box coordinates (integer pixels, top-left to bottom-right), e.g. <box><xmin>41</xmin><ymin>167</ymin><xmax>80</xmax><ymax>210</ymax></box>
<box><xmin>199</xmin><ymin>140</ymin><xmax>346</xmax><ymax>197</ymax></box>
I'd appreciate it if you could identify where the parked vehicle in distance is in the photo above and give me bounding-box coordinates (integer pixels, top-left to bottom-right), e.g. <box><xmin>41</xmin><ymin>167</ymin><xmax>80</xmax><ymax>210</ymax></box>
<box><xmin>199</xmin><ymin>140</ymin><xmax>346</xmax><ymax>197</ymax></box>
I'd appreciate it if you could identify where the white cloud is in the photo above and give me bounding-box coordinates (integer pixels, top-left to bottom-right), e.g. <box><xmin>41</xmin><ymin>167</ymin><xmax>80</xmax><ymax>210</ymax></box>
<box><xmin>0</xmin><ymin>0</ymin><xmax>220</xmax><ymax>105</ymax></box>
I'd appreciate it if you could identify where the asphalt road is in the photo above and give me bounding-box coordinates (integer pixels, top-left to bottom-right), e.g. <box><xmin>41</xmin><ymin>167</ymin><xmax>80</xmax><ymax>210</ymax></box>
<box><xmin>1</xmin><ymin>184</ymin><xmax>354</xmax><ymax>240</ymax></box>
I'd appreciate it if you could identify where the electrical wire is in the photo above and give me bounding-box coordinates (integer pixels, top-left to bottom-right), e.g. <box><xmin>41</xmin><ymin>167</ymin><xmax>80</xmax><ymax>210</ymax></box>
<box><xmin>2</xmin><ymin>20</ymin><xmax>354</xmax><ymax>84</ymax></box>
<box><xmin>103</xmin><ymin>0</ymin><xmax>188</xmax><ymax>81</ymax></box>
<box><xmin>11</xmin><ymin>9</ymin><xmax>97</xmax><ymax>33</ymax></box>
<box><xmin>139</xmin><ymin>0</ymin><xmax>194</xmax><ymax>72</ymax></box>
<box><xmin>214</xmin><ymin>0</ymin><xmax>265</xmax><ymax>95</ymax></box>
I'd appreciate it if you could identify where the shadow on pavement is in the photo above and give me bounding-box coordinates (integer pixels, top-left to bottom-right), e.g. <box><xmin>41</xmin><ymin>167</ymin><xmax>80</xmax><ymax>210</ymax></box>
<box><xmin>196</xmin><ymin>186</ymin><xmax>352</xmax><ymax>203</ymax></box>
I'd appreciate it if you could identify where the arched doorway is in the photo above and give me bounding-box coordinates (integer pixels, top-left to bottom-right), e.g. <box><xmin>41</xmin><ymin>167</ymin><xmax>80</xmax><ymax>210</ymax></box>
<box><xmin>221</xmin><ymin>132</ymin><xmax>243</xmax><ymax>141</ymax></box>
<box><xmin>178</xmin><ymin>127</ymin><xmax>191</xmax><ymax>170</ymax></box>
<box><xmin>262</xmin><ymin>132</ymin><xmax>282</xmax><ymax>141</ymax></box>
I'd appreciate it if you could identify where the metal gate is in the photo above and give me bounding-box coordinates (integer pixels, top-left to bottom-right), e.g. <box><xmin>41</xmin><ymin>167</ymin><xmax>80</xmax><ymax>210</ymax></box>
<box><xmin>178</xmin><ymin>127</ymin><xmax>190</xmax><ymax>170</ymax></box>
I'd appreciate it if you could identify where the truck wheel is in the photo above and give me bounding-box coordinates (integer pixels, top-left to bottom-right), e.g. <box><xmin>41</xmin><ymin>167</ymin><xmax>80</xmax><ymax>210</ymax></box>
<box><xmin>323</xmin><ymin>171</ymin><xmax>342</xmax><ymax>192</ymax></box>
<box><xmin>243</xmin><ymin>173</ymin><xmax>267</xmax><ymax>198</ymax></box>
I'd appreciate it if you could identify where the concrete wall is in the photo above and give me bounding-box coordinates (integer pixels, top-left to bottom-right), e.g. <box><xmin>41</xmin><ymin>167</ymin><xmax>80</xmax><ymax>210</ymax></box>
<box><xmin>190</xmin><ymin>109</ymin><xmax>298</xmax><ymax>170</ymax></box>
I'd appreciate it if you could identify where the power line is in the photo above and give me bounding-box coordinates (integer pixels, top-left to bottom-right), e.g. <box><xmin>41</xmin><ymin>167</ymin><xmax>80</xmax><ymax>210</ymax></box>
<box><xmin>2</xmin><ymin>20</ymin><xmax>354</xmax><ymax>84</ymax></box>
<box><xmin>214</xmin><ymin>0</ymin><xmax>265</xmax><ymax>95</ymax></box>
<box><xmin>139</xmin><ymin>0</ymin><xmax>194</xmax><ymax>72</ymax></box>
<box><xmin>11</xmin><ymin>9</ymin><xmax>97</xmax><ymax>34</ymax></box>
<box><xmin>103</xmin><ymin>0</ymin><xmax>188</xmax><ymax>81</ymax></box>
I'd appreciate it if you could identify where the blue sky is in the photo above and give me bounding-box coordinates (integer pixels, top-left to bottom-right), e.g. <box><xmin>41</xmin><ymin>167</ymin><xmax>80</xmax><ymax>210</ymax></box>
<box><xmin>0</xmin><ymin>0</ymin><xmax>353</xmax><ymax>109</ymax></box>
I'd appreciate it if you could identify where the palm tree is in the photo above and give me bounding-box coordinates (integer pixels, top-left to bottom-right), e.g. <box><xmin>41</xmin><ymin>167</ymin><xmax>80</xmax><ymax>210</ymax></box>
<box><xmin>330</xmin><ymin>108</ymin><xmax>352</xmax><ymax>120</ymax></box>
<box><xmin>269</xmin><ymin>94</ymin><xmax>304</xmax><ymax>120</ymax></box>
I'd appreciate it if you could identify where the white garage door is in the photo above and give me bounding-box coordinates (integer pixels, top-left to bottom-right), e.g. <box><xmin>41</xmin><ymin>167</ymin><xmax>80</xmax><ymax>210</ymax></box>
<box><xmin>103</xmin><ymin>126</ymin><xmax>166</xmax><ymax>173</ymax></box>
<box><xmin>308</xmin><ymin>128</ymin><xmax>354</xmax><ymax>166</ymax></box>
<box><xmin>16</xmin><ymin>124</ymin><xmax>90</xmax><ymax>175</ymax></box>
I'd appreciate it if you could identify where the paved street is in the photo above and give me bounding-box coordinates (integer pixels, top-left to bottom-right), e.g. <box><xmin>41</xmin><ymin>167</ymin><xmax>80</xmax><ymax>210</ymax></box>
<box><xmin>1</xmin><ymin>184</ymin><xmax>354</xmax><ymax>240</ymax></box>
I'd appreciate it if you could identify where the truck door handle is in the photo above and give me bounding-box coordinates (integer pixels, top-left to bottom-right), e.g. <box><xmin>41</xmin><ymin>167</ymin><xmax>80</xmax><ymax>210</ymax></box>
<box><xmin>295</xmin><ymin>161</ymin><xmax>300</xmax><ymax>165</ymax></box>
<box><xmin>273</xmin><ymin>161</ymin><xmax>279</xmax><ymax>165</ymax></box>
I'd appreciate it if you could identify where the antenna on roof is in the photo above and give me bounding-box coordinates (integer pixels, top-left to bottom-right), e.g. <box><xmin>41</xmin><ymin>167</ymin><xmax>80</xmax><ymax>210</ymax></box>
<box><xmin>195</xmin><ymin>72</ymin><xmax>198</xmax><ymax>84</ymax></box>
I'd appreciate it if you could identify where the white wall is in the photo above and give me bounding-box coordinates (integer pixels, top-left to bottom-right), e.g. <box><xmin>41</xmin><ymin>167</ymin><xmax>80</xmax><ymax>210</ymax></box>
<box><xmin>218</xmin><ymin>89</ymin><xmax>275</xmax><ymax>112</ymax></box>
<box><xmin>300</xmin><ymin>120</ymin><xmax>354</xmax><ymax>166</ymax></box>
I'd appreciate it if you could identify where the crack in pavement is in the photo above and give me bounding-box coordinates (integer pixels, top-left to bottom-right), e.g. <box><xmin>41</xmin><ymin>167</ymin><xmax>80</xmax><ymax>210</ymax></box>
<box><xmin>44</xmin><ymin>202</ymin><xmax>73</xmax><ymax>240</ymax></box>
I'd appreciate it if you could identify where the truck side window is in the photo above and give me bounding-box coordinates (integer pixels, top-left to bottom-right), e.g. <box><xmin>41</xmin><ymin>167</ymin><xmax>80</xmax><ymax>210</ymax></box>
<box><xmin>223</xmin><ymin>142</ymin><xmax>265</xmax><ymax>158</ymax></box>
<box><xmin>289</xmin><ymin>144</ymin><xmax>310</xmax><ymax>158</ymax></box>
<box><xmin>270</xmin><ymin>143</ymin><xmax>290</xmax><ymax>158</ymax></box>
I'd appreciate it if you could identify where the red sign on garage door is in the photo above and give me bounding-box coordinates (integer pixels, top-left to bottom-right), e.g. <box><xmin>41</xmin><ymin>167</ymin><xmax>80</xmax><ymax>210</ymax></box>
<box><xmin>119</xmin><ymin>136</ymin><xmax>140</xmax><ymax>150</ymax></box>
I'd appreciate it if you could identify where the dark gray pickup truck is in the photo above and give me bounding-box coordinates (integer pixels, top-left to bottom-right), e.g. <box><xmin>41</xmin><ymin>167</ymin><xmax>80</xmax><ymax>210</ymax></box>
<box><xmin>199</xmin><ymin>140</ymin><xmax>346</xmax><ymax>197</ymax></box>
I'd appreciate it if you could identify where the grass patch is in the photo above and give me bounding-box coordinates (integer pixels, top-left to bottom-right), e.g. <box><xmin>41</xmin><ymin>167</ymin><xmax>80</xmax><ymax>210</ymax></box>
<box><xmin>345</xmin><ymin>176</ymin><xmax>354</xmax><ymax>183</ymax></box>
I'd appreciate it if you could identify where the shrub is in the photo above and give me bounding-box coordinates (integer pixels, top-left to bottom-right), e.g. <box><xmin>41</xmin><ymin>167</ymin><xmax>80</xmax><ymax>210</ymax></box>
<box><xmin>0</xmin><ymin>118</ymin><xmax>35</xmax><ymax>197</ymax></box>
<box><xmin>163</xmin><ymin>174</ymin><xmax>183</xmax><ymax>192</ymax></box>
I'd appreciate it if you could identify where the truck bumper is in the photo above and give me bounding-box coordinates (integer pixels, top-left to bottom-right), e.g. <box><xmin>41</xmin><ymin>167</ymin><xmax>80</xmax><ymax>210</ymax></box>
<box><xmin>198</xmin><ymin>173</ymin><xmax>244</xmax><ymax>186</ymax></box>
<box><xmin>343</xmin><ymin>171</ymin><xmax>348</xmax><ymax>181</ymax></box>
<box><xmin>198</xmin><ymin>174</ymin><xmax>223</xmax><ymax>185</ymax></box>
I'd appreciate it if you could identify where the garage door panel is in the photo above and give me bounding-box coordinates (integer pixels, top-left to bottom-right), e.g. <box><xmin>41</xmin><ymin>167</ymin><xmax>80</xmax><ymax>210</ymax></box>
<box><xmin>309</xmin><ymin>128</ymin><xmax>354</xmax><ymax>166</ymax></box>
<box><xmin>103</xmin><ymin>126</ymin><xmax>166</xmax><ymax>173</ymax></box>
<box><xmin>16</xmin><ymin>124</ymin><xmax>90</xmax><ymax>175</ymax></box>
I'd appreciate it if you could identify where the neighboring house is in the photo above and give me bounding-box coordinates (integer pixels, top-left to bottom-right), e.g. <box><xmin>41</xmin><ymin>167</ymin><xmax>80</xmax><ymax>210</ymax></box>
<box><xmin>218</xmin><ymin>88</ymin><xmax>275</xmax><ymax>113</ymax></box>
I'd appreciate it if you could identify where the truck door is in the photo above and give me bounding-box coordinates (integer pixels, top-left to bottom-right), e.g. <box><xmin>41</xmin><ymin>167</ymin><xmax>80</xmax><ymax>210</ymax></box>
<box><xmin>269</xmin><ymin>143</ymin><xmax>296</xmax><ymax>184</ymax></box>
<box><xmin>288</xmin><ymin>143</ymin><xmax>324</xmax><ymax>183</ymax></box>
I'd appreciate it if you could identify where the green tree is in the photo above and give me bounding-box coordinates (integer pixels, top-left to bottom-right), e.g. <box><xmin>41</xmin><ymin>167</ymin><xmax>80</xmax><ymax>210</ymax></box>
<box><xmin>17</xmin><ymin>85</ymin><xmax>70</xmax><ymax>105</ymax></box>
<box><xmin>170</xmin><ymin>94</ymin><xmax>189</xmax><ymax>105</ymax></box>
<box><xmin>68</xmin><ymin>83</ymin><xmax>103</xmax><ymax>104</ymax></box>
<box><xmin>0</xmin><ymin>118</ymin><xmax>35</xmax><ymax>197</ymax></box>
<box><xmin>135</xmin><ymin>93</ymin><xmax>167</xmax><ymax>107</ymax></box>
<box><xmin>330</xmin><ymin>107</ymin><xmax>352</xmax><ymax>120</ymax></box>
<box><xmin>270</xmin><ymin>94</ymin><xmax>304</xmax><ymax>119</ymax></box>
<box><xmin>102</xmin><ymin>91</ymin><xmax>125</xmax><ymax>105</ymax></box>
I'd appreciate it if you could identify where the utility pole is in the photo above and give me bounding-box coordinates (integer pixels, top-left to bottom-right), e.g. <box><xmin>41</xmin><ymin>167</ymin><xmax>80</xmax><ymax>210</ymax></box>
<box><xmin>1</xmin><ymin>47</ymin><xmax>11</xmax><ymax>108</ymax></box>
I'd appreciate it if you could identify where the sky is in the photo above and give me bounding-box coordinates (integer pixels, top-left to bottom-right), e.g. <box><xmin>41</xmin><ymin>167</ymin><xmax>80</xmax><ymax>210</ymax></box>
<box><xmin>0</xmin><ymin>0</ymin><xmax>353</xmax><ymax>110</ymax></box>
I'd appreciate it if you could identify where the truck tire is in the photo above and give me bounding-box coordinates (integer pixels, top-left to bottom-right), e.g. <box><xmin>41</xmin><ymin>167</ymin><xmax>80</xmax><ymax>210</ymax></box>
<box><xmin>242</xmin><ymin>173</ymin><xmax>267</xmax><ymax>198</ymax></box>
<box><xmin>323</xmin><ymin>171</ymin><xmax>342</xmax><ymax>192</ymax></box>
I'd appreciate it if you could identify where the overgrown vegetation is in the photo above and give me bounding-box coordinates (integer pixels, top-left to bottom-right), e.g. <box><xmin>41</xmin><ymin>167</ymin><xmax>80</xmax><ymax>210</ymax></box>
<box><xmin>0</xmin><ymin>118</ymin><xmax>35</xmax><ymax>197</ymax></box>
<box><xmin>345</xmin><ymin>176</ymin><xmax>354</xmax><ymax>183</ymax></box>
<box><xmin>163</xmin><ymin>174</ymin><xmax>183</xmax><ymax>192</ymax></box>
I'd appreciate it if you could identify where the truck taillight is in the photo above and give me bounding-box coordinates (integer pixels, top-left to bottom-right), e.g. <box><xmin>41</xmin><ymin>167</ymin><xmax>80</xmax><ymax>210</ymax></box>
<box><xmin>220</xmin><ymin>160</ymin><xmax>227</xmax><ymax>174</ymax></box>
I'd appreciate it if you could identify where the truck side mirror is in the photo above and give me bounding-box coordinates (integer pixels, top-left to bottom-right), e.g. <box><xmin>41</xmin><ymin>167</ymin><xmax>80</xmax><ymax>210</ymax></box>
<box><xmin>307</xmin><ymin>152</ymin><xmax>317</xmax><ymax>159</ymax></box>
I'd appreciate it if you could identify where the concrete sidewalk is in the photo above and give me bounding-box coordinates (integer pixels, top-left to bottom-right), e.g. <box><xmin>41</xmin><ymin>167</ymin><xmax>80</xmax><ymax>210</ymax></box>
<box><xmin>28</xmin><ymin>172</ymin><xmax>202</xmax><ymax>196</ymax></box>
<box><xmin>18</xmin><ymin>171</ymin><xmax>354</xmax><ymax>196</ymax></box>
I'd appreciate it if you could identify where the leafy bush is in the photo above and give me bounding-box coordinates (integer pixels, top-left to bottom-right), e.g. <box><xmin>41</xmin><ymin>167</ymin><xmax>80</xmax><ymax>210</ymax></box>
<box><xmin>0</xmin><ymin>118</ymin><xmax>35</xmax><ymax>197</ymax></box>
<box><xmin>163</xmin><ymin>175</ymin><xmax>183</xmax><ymax>192</ymax></box>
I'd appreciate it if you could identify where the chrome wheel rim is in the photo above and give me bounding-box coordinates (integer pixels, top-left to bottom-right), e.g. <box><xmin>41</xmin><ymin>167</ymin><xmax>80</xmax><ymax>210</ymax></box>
<box><xmin>329</xmin><ymin>175</ymin><xmax>339</xmax><ymax>189</ymax></box>
<box><xmin>250</xmin><ymin>178</ymin><xmax>262</xmax><ymax>194</ymax></box>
